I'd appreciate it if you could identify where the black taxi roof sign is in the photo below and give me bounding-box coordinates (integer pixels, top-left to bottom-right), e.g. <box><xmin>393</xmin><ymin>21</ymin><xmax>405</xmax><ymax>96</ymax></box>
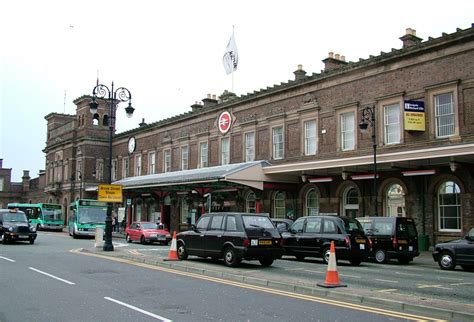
<box><xmin>98</xmin><ymin>184</ymin><xmax>123</xmax><ymax>203</ymax></box>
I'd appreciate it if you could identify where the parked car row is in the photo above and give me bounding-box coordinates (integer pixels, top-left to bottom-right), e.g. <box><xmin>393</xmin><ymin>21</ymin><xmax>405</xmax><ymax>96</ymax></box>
<box><xmin>175</xmin><ymin>212</ymin><xmax>474</xmax><ymax>271</ymax></box>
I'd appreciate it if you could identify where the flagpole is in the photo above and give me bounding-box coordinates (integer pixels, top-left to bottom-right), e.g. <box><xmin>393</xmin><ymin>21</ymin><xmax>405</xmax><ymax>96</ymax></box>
<box><xmin>232</xmin><ymin>25</ymin><xmax>235</xmax><ymax>93</ymax></box>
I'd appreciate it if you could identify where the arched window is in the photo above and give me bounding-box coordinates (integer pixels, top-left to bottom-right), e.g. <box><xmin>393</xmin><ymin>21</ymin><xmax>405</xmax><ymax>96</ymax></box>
<box><xmin>273</xmin><ymin>191</ymin><xmax>286</xmax><ymax>218</ymax></box>
<box><xmin>438</xmin><ymin>181</ymin><xmax>461</xmax><ymax>232</ymax></box>
<box><xmin>103</xmin><ymin>115</ymin><xmax>109</xmax><ymax>126</ymax></box>
<box><xmin>305</xmin><ymin>189</ymin><xmax>319</xmax><ymax>216</ymax></box>
<box><xmin>385</xmin><ymin>183</ymin><xmax>405</xmax><ymax>217</ymax></box>
<box><xmin>342</xmin><ymin>186</ymin><xmax>359</xmax><ymax>218</ymax></box>
<box><xmin>246</xmin><ymin>192</ymin><xmax>256</xmax><ymax>213</ymax></box>
<box><xmin>92</xmin><ymin>113</ymin><xmax>100</xmax><ymax>126</ymax></box>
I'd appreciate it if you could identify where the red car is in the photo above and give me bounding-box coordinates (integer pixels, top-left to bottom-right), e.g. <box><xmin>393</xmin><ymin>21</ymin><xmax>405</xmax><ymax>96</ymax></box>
<box><xmin>125</xmin><ymin>222</ymin><xmax>171</xmax><ymax>245</ymax></box>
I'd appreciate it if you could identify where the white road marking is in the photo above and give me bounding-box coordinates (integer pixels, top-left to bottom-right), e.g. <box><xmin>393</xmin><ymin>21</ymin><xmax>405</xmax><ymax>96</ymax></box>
<box><xmin>375</xmin><ymin>279</ymin><xmax>398</xmax><ymax>283</ymax></box>
<box><xmin>0</xmin><ymin>256</ymin><xmax>16</xmax><ymax>262</ymax></box>
<box><xmin>377</xmin><ymin>289</ymin><xmax>398</xmax><ymax>293</ymax></box>
<box><xmin>104</xmin><ymin>297</ymin><xmax>172</xmax><ymax>321</ymax></box>
<box><xmin>339</xmin><ymin>273</ymin><xmax>361</xmax><ymax>279</ymax></box>
<box><xmin>450</xmin><ymin>282</ymin><xmax>472</xmax><ymax>286</ymax></box>
<box><xmin>28</xmin><ymin>267</ymin><xmax>75</xmax><ymax>285</ymax></box>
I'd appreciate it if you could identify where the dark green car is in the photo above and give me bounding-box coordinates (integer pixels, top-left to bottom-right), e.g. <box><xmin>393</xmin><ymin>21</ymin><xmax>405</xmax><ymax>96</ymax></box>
<box><xmin>0</xmin><ymin>209</ymin><xmax>37</xmax><ymax>244</ymax></box>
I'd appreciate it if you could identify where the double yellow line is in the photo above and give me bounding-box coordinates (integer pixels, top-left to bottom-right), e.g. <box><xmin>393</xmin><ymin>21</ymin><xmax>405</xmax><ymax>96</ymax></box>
<box><xmin>72</xmin><ymin>249</ymin><xmax>443</xmax><ymax>322</ymax></box>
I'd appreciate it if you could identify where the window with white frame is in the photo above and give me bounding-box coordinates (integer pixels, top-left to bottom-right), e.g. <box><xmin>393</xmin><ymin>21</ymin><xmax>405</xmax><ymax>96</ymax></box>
<box><xmin>0</xmin><ymin>177</ymin><xmax>4</xmax><ymax>191</ymax></box>
<box><xmin>435</xmin><ymin>92</ymin><xmax>455</xmax><ymax>138</ymax></box>
<box><xmin>273</xmin><ymin>191</ymin><xmax>286</xmax><ymax>218</ymax></box>
<box><xmin>122</xmin><ymin>157</ymin><xmax>129</xmax><ymax>178</ymax></box>
<box><xmin>181</xmin><ymin>146</ymin><xmax>189</xmax><ymax>170</ymax></box>
<box><xmin>272</xmin><ymin>126</ymin><xmax>284</xmax><ymax>159</ymax></box>
<box><xmin>306</xmin><ymin>188</ymin><xmax>319</xmax><ymax>215</ymax></box>
<box><xmin>111</xmin><ymin>159</ymin><xmax>118</xmax><ymax>181</ymax></box>
<box><xmin>385</xmin><ymin>183</ymin><xmax>405</xmax><ymax>217</ymax></box>
<box><xmin>199</xmin><ymin>142</ymin><xmax>208</xmax><ymax>168</ymax></box>
<box><xmin>246</xmin><ymin>192</ymin><xmax>256</xmax><ymax>213</ymax></box>
<box><xmin>148</xmin><ymin>152</ymin><xmax>156</xmax><ymax>174</ymax></box>
<box><xmin>181</xmin><ymin>198</ymin><xmax>189</xmax><ymax>223</ymax></box>
<box><xmin>343</xmin><ymin>186</ymin><xmax>359</xmax><ymax>218</ymax></box>
<box><xmin>164</xmin><ymin>150</ymin><xmax>171</xmax><ymax>173</ymax></box>
<box><xmin>384</xmin><ymin>103</ymin><xmax>401</xmax><ymax>144</ymax></box>
<box><xmin>221</xmin><ymin>137</ymin><xmax>230</xmax><ymax>165</ymax></box>
<box><xmin>340</xmin><ymin>112</ymin><xmax>355</xmax><ymax>151</ymax></box>
<box><xmin>438</xmin><ymin>181</ymin><xmax>461</xmax><ymax>231</ymax></box>
<box><xmin>304</xmin><ymin>120</ymin><xmax>317</xmax><ymax>155</ymax></box>
<box><xmin>135</xmin><ymin>154</ymin><xmax>142</xmax><ymax>176</ymax></box>
<box><xmin>244</xmin><ymin>132</ymin><xmax>255</xmax><ymax>162</ymax></box>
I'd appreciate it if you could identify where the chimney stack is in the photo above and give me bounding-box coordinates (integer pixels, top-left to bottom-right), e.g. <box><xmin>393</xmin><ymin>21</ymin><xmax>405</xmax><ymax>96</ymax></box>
<box><xmin>322</xmin><ymin>52</ymin><xmax>348</xmax><ymax>71</ymax></box>
<box><xmin>202</xmin><ymin>94</ymin><xmax>218</xmax><ymax>108</ymax></box>
<box><xmin>22</xmin><ymin>170</ymin><xmax>30</xmax><ymax>192</ymax></box>
<box><xmin>191</xmin><ymin>101</ymin><xmax>202</xmax><ymax>112</ymax></box>
<box><xmin>294</xmin><ymin>64</ymin><xmax>307</xmax><ymax>81</ymax></box>
<box><xmin>0</xmin><ymin>159</ymin><xmax>3</xmax><ymax>168</ymax></box>
<box><xmin>399</xmin><ymin>28</ymin><xmax>422</xmax><ymax>48</ymax></box>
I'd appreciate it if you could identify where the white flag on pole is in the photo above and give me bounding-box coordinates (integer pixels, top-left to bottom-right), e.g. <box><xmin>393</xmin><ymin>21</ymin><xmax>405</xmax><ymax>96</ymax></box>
<box><xmin>223</xmin><ymin>32</ymin><xmax>238</xmax><ymax>75</ymax></box>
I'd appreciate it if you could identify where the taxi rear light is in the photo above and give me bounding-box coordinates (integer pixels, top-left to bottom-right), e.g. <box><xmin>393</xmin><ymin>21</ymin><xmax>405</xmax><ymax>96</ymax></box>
<box><xmin>392</xmin><ymin>236</ymin><xmax>398</xmax><ymax>248</ymax></box>
<box><xmin>344</xmin><ymin>236</ymin><xmax>351</xmax><ymax>248</ymax></box>
<box><xmin>243</xmin><ymin>238</ymin><xmax>250</xmax><ymax>247</ymax></box>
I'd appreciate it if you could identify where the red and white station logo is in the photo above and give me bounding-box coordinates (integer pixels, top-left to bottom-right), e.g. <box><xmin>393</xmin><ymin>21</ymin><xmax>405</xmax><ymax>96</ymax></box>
<box><xmin>218</xmin><ymin>111</ymin><xmax>232</xmax><ymax>134</ymax></box>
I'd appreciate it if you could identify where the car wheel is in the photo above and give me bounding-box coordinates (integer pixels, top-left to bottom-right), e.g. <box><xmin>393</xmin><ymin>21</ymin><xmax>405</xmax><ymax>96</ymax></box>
<box><xmin>258</xmin><ymin>257</ymin><xmax>274</xmax><ymax>267</ymax></box>
<box><xmin>223</xmin><ymin>246</ymin><xmax>241</xmax><ymax>267</ymax></box>
<box><xmin>460</xmin><ymin>265</ymin><xmax>474</xmax><ymax>272</ymax></box>
<box><xmin>29</xmin><ymin>239</ymin><xmax>35</xmax><ymax>245</ymax></box>
<box><xmin>438</xmin><ymin>251</ymin><xmax>456</xmax><ymax>270</ymax></box>
<box><xmin>375</xmin><ymin>249</ymin><xmax>387</xmax><ymax>263</ymax></box>
<box><xmin>322</xmin><ymin>247</ymin><xmax>331</xmax><ymax>265</ymax></box>
<box><xmin>2</xmin><ymin>236</ymin><xmax>9</xmax><ymax>244</ymax></box>
<box><xmin>140</xmin><ymin>235</ymin><xmax>146</xmax><ymax>245</ymax></box>
<box><xmin>349</xmin><ymin>259</ymin><xmax>362</xmax><ymax>266</ymax></box>
<box><xmin>126</xmin><ymin>234</ymin><xmax>132</xmax><ymax>243</ymax></box>
<box><xmin>398</xmin><ymin>257</ymin><xmax>412</xmax><ymax>265</ymax></box>
<box><xmin>177</xmin><ymin>242</ymin><xmax>188</xmax><ymax>260</ymax></box>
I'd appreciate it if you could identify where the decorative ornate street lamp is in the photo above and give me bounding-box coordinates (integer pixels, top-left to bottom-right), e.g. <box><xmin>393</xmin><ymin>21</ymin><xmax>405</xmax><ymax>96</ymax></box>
<box><xmin>90</xmin><ymin>82</ymin><xmax>134</xmax><ymax>251</ymax></box>
<box><xmin>359</xmin><ymin>104</ymin><xmax>378</xmax><ymax>216</ymax></box>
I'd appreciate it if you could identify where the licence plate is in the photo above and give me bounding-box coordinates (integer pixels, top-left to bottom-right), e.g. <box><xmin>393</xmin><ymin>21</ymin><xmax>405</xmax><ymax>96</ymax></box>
<box><xmin>259</xmin><ymin>239</ymin><xmax>272</xmax><ymax>246</ymax></box>
<box><xmin>355</xmin><ymin>238</ymin><xmax>366</xmax><ymax>244</ymax></box>
<box><xmin>150</xmin><ymin>234</ymin><xmax>157</xmax><ymax>237</ymax></box>
<box><xmin>158</xmin><ymin>236</ymin><xmax>166</xmax><ymax>240</ymax></box>
<box><xmin>398</xmin><ymin>240</ymin><xmax>407</xmax><ymax>244</ymax></box>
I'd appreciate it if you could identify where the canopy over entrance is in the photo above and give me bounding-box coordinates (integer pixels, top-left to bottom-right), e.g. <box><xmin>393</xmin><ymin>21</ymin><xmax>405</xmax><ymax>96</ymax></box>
<box><xmin>114</xmin><ymin>160</ymin><xmax>296</xmax><ymax>192</ymax></box>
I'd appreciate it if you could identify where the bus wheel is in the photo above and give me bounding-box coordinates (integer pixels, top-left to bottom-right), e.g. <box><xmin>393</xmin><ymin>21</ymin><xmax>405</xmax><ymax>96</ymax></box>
<box><xmin>36</xmin><ymin>224</ymin><xmax>41</xmax><ymax>231</ymax></box>
<box><xmin>29</xmin><ymin>239</ymin><xmax>35</xmax><ymax>245</ymax></box>
<box><xmin>72</xmin><ymin>228</ymin><xmax>78</xmax><ymax>239</ymax></box>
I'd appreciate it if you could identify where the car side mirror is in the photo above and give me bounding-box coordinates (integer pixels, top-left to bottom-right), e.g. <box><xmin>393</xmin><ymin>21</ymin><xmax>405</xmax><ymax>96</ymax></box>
<box><xmin>191</xmin><ymin>224</ymin><xmax>199</xmax><ymax>232</ymax></box>
<box><xmin>276</xmin><ymin>223</ymin><xmax>287</xmax><ymax>232</ymax></box>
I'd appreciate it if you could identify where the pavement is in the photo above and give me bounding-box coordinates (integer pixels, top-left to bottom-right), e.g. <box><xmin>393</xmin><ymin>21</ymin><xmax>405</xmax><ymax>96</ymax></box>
<box><xmin>83</xmin><ymin>233</ymin><xmax>474</xmax><ymax>322</ymax></box>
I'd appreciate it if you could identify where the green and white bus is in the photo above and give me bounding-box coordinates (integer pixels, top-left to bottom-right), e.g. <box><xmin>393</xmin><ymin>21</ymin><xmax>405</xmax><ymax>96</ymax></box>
<box><xmin>7</xmin><ymin>203</ymin><xmax>64</xmax><ymax>231</ymax></box>
<box><xmin>68</xmin><ymin>199</ymin><xmax>107</xmax><ymax>238</ymax></box>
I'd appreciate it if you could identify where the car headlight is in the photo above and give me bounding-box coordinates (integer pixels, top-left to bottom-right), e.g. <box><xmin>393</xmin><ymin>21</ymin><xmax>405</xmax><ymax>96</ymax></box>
<box><xmin>30</xmin><ymin>226</ymin><xmax>37</xmax><ymax>232</ymax></box>
<box><xmin>8</xmin><ymin>227</ymin><xmax>14</xmax><ymax>232</ymax></box>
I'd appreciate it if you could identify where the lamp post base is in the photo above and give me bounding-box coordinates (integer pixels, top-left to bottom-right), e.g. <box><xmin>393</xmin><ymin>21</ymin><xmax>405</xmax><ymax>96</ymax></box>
<box><xmin>103</xmin><ymin>204</ymin><xmax>114</xmax><ymax>252</ymax></box>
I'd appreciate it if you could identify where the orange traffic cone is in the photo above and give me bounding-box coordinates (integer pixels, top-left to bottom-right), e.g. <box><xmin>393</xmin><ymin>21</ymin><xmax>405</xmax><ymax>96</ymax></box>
<box><xmin>163</xmin><ymin>231</ymin><xmax>179</xmax><ymax>261</ymax></box>
<box><xmin>317</xmin><ymin>241</ymin><xmax>347</xmax><ymax>288</ymax></box>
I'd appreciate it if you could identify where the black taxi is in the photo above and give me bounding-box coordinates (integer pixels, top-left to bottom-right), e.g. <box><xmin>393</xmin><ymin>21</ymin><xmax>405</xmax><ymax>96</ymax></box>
<box><xmin>0</xmin><ymin>208</ymin><xmax>38</xmax><ymax>244</ymax></box>
<box><xmin>176</xmin><ymin>212</ymin><xmax>283</xmax><ymax>267</ymax></box>
<box><xmin>357</xmin><ymin>216</ymin><xmax>419</xmax><ymax>264</ymax></box>
<box><xmin>281</xmin><ymin>215</ymin><xmax>369</xmax><ymax>266</ymax></box>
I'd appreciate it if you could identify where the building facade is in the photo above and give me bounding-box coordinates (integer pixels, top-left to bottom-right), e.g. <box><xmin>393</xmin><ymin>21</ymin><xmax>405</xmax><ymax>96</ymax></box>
<box><xmin>7</xmin><ymin>25</ymin><xmax>474</xmax><ymax>249</ymax></box>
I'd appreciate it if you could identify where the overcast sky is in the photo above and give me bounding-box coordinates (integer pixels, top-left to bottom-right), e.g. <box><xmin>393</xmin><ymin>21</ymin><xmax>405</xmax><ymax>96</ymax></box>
<box><xmin>1</xmin><ymin>0</ymin><xmax>473</xmax><ymax>181</ymax></box>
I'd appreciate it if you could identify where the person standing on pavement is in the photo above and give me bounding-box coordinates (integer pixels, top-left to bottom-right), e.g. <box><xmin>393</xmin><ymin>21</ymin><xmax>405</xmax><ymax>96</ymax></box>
<box><xmin>113</xmin><ymin>214</ymin><xmax>119</xmax><ymax>232</ymax></box>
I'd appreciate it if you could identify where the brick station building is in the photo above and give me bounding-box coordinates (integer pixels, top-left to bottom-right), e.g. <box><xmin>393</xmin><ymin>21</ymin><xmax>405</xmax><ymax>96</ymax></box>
<box><xmin>7</xmin><ymin>25</ymin><xmax>473</xmax><ymax>248</ymax></box>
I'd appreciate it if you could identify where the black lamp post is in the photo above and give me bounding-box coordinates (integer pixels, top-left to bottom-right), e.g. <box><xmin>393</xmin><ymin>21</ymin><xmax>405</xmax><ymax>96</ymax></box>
<box><xmin>359</xmin><ymin>105</ymin><xmax>378</xmax><ymax>216</ymax></box>
<box><xmin>90</xmin><ymin>82</ymin><xmax>134</xmax><ymax>251</ymax></box>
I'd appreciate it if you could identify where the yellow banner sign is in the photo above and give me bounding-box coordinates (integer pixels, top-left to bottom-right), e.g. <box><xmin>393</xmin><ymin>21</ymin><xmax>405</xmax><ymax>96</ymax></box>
<box><xmin>98</xmin><ymin>184</ymin><xmax>123</xmax><ymax>203</ymax></box>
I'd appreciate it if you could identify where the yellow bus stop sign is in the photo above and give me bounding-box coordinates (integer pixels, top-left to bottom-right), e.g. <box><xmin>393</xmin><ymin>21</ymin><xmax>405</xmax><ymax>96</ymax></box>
<box><xmin>98</xmin><ymin>184</ymin><xmax>123</xmax><ymax>203</ymax></box>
